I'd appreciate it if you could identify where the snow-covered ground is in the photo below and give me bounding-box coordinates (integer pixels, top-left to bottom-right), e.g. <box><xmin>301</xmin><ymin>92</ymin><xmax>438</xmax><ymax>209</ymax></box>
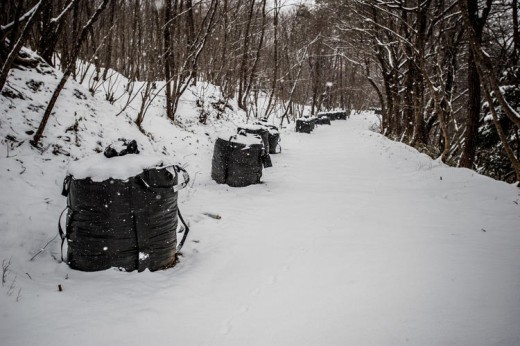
<box><xmin>1</xmin><ymin>60</ymin><xmax>519</xmax><ymax>345</ymax></box>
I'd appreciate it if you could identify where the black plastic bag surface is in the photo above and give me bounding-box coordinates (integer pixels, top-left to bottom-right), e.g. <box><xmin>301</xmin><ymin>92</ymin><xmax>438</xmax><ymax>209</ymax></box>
<box><xmin>64</xmin><ymin>167</ymin><xmax>179</xmax><ymax>272</ymax></box>
<box><xmin>267</xmin><ymin>132</ymin><xmax>280</xmax><ymax>154</ymax></box>
<box><xmin>211</xmin><ymin>136</ymin><xmax>265</xmax><ymax>187</ymax></box>
<box><xmin>296</xmin><ymin>119</ymin><xmax>315</xmax><ymax>133</ymax></box>
<box><xmin>251</xmin><ymin>122</ymin><xmax>281</xmax><ymax>154</ymax></box>
<box><xmin>316</xmin><ymin>117</ymin><xmax>331</xmax><ymax>125</ymax></box>
<box><xmin>318</xmin><ymin>111</ymin><xmax>348</xmax><ymax>120</ymax></box>
<box><xmin>237</xmin><ymin>126</ymin><xmax>271</xmax><ymax>154</ymax></box>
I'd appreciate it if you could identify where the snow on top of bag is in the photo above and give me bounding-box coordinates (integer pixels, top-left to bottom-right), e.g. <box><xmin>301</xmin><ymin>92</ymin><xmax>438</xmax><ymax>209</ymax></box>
<box><xmin>217</xmin><ymin>131</ymin><xmax>263</xmax><ymax>147</ymax></box>
<box><xmin>266</xmin><ymin>127</ymin><xmax>279</xmax><ymax>135</ymax></box>
<box><xmin>68</xmin><ymin>153</ymin><xmax>175</xmax><ymax>181</ymax></box>
<box><xmin>237</xmin><ymin>124</ymin><xmax>265</xmax><ymax>131</ymax></box>
<box><xmin>241</xmin><ymin>122</ymin><xmax>280</xmax><ymax>135</ymax></box>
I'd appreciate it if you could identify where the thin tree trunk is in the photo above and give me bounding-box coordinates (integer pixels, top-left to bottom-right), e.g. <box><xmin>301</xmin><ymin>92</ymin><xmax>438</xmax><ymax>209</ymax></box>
<box><xmin>237</xmin><ymin>0</ymin><xmax>255</xmax><ymax>110</ymax></box>
<box><xmin>164</xmin><ymin>0</ymin><xmax>174</xmax><ymax>121</ymax></box>
<box><xmin>0</xmin><ymin>1</ymin><xmax>42</xmax><ymax>92</ymax></box>
<box><xmin>264</xmin><ymin>0</ymin><xmax>279</xmax><ymax>118</ymax></box>
<box><xmin>102</xmin><ymin>0</ymin><xmax>116</xmax><ymax>80</ymax></box>
<box><xmin>482</xmin><ymin>83</ymin><xmax>520</xmax><ymax>182</ymax></box>
<box><xmin>31</xmin><ymin>0</ymin><xmax>110</xmax><ymax>147</ymax></box>
<box><xmin>185</xmin><ymin>0</ymin><xmax>196</xmax><ymax>84</ymax></box>
<box><xmin>241</xmin><ymin>0</ymin><xmax>267</xmax><ymax>111</ymax></box>
<box><xmin>459</xmin><ymin>0</ymin><xmax>492</xmax><ymax>168</ymax></box>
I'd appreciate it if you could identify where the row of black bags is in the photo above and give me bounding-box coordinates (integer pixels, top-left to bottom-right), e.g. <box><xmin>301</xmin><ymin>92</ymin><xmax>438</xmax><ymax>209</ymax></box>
<box><xmin>295</xmin><ymin>110</ymin><xmax>349</xmax><ymax>134</ymax></box>
<box><xmin>57</xmin><ymin>111</ymin><xmax>348</xmax><ymax>272</ymax></box>
<box><xmin>211</xmin><ymin>111</ymin><xmax>348</xmax><ymax>187</ymax></box>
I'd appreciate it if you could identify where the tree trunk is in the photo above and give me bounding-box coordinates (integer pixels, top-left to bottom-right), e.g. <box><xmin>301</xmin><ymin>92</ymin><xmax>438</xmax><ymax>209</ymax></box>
<box><xmin>102</xmin><ymin>0</ymin><xmax>116</xmax><ymax>80</ymax></box>
<box><xmin>31</xmin><ymin>0</ymin><xmax>110</xmax><ymax>146</ymax></box>
<box><xmin>185</xmin><ymin>0</ymin><xmax>196</xmax><ymax>85</ymax></box>
<box><xmin>459</xmin><ymin>50</ymin><xmax>481</xmax><ymax>168</ymax></box>
<box><xmin>164</xmin><ymin>0</ymin><xmax>174</xmax><ymax>121</ymax></box>
<box><xmin>264</xmin><ymin>0</ymin><xmax>279</xmax><ymax>118</ymax></box>
<box><xmin>237</xmin><ymin>0</ymin><xmax>256</xmax><ymax>110</ymax></box>
<box><xmin>0</xmin><ymin>1</ymin><xmax>42</xmax><ymax>92</ymax></box>
<box><xmin>241</xmin><ymin>0</ymin><xmax>267</xmax><ymax>111</ymax></box>
<box><xmin>459</xmin><ymin>0</ymin><xmax>491</xmax><ymax>168</ymax></box>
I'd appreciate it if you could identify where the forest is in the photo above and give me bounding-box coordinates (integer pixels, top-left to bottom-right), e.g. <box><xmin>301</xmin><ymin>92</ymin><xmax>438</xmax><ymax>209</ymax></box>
<box><xmin>1</xmin><ymin>0</ymin><xmax>519</xmax><ymax>183</ymax></box>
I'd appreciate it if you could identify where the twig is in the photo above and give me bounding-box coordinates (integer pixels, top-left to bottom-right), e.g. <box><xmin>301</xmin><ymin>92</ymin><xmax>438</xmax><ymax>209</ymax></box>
<box><xmin>30</xmin><ymin>233</ymin><xmax>59</xmax><ymax>261</ymax></box>
<box><xmin>2</xmin><ymin>257</ymin><xmax>11</xmax><ymax>286</ymax></box>
<box><xmin>190</xmin><ymin>171</ymin><xmax>200</xmax><ymax>188</ymax></box>
<box><xmin>7</xmin><ymin>276</ymin><xmax>17</xmax><ymax>296</ymax></box>
<box><xmin>203</xmin><ymin>212</ymin><xmax>221</xmax><ymax>220</ymax></box>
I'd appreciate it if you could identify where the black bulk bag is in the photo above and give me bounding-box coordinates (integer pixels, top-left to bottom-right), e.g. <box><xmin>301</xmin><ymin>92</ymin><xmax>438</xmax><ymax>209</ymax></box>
<box><xmin>337</xmin><ymin>111</ymin><xmax>348</xmax><ymax>120</ymax></box>
<box><xmin>265</xmin><ymin>126</ymin><xmax>281</xmax><ymax>154</ymax></box>
<box><xmin>211</xmin><ymin>133</ymin><xmax>269</xmax><ymax>187</ymax></box>
<box><xmin>60</xmin><ymin>144</ymin><xmax>190</xmax><ymax>272</ymax></box>
<box><xmin>266</xmin><ymin>129</ymin><xmax>281</xmax><ymax>154</ymax></box>
<box><xmin>372</xmin><ymin>107</ymin><xmax>382</xmax><ymax>115</ymax></box>
<box><xmin>319</xmin><ymin>110</ymin><xmax>348</xmax><ymax>120</ymax></box>
<box><xmin>296</xmin><ymin>118</ymin><xmax>315</xmax><ymax>133</ymax></box>
<box><xmin>328</xmin><ymin>112</ymin><xmax>339</xmax><ymax>120</ymax></box>
<box><xmin>318</xmin><ymin>111</ymin><xmax>334</xmax><ymax>121</ymax></box>
<box><xmin>252</xmin><ymin>122</ymin><xmax>281</xmax><ymax>154</ymax></box>
<box><xmin>237</xmin><ymin>124</ymin><xmax>271</xmax><ymax>155</ymax></box>
<box><xmin>316</xmin><ymin>116</ymin><xmax>331</xmax><ymax>125</ymax></box>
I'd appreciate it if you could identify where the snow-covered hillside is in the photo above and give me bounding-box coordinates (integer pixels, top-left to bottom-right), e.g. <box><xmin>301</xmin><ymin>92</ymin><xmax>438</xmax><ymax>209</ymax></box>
<box><xmin>1</xmin><ymin>60</ymin><xmax>519</xmax><ymax>345</ymax></box>
<box><xmin>0</xmin><ymin>53</ymin><xmax>255</xmax><ymax>278</ymax></box>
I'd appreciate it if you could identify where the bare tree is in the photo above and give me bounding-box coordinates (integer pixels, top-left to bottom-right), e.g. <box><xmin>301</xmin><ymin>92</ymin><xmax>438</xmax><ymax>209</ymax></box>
<box><xmin>0</xmin><ymin>1</ymin><xmax>42</xmax><ymax>92</ymax></box>
<box><xmin>31</xmin><ymin>0</ymin><xmax>111</xmax><ymax>147</ymax></box>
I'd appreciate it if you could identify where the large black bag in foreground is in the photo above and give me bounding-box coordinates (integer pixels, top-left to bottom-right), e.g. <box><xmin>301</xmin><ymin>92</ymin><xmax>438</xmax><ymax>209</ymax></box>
<box><xmin>60</xmin><ymin>146</ymin><xmax>189</xmax><ymax>272</ymax></box>
<box><xmin>212</xmin><ymin>133</ymin><xmax>269</xmax><ymax>187</ymax></box>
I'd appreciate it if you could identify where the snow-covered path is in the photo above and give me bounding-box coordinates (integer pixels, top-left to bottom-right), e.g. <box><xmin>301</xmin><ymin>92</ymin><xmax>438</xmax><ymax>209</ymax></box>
<box><xmin>2</xmin><ymin>115</ymin><xmax>520</xmax><ymax>345</ymax></box>
<box><xmin>185</xmin><ymin>116</ymin><xmax>520</xmax><ymax>345</ymax></box>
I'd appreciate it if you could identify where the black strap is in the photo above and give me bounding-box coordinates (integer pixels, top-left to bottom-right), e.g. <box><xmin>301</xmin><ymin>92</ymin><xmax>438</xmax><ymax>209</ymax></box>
<box><xmin>176</xmin><ymin>207</ymin><xmax>190</xmax><ymax>251</ymax></box>
<box><xmin>62</xmin><ymin>175</ymin><xmax>71</xmax><ymax>197</ymax></box>
<box><xmin>223</xmin><ymin>136</ymin><xmax>235</xmax><ymax>183</ymax></box>
<box><xmin>58</xmin><ymin>207</ymin><xmax>68</xmax><ymax>262</ymax></box>
<box><xmin>136</xmin><ymin>165</ymin><xmax>190</xmax><ymax>193</ymax></box>
<box><xmin>262</xmin><ymin>152</ymin><xmax>273</xmax><ymax>167</ymax></box>
<box><xmin>135</xmin><ymin>164</ymin><xmax>191</xmax><ymax>251</ymax></box>
<box><xmin>171</xmin><ymin>165</ymin><xmax>190</xmax><ymax>192</ymax></box>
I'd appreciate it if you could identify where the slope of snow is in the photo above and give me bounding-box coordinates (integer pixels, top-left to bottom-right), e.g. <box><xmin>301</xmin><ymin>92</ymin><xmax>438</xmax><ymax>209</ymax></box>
<box><xmin>1</xmin><ymin>61</ymin><xmax>519</xmax><ymax>345</ymax></box>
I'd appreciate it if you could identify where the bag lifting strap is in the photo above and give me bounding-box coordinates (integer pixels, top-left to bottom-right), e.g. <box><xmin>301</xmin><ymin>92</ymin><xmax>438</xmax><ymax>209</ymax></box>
<box><xmin>222</xmin><ymin>135</ymin><xmax>236</xmax><ymax>183</ymax></box>
<box><xmin>169</xmin><ymin>165</ymin><xmax>191</xmax><ymax>252</ymax></box>
<box><xmin>58</xmin><ymin>175</ymin><xmax>72</xmax><ymax>262</ymax></box>
<box><xmin>58</xmin><ymin>207</ymin><xmax>68</xmax><ymax>262</ymax></box>
<box><xmin>176</xmin><ymin>207</ymin><xmax>190</xmax><ymax>251</ymax></box>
